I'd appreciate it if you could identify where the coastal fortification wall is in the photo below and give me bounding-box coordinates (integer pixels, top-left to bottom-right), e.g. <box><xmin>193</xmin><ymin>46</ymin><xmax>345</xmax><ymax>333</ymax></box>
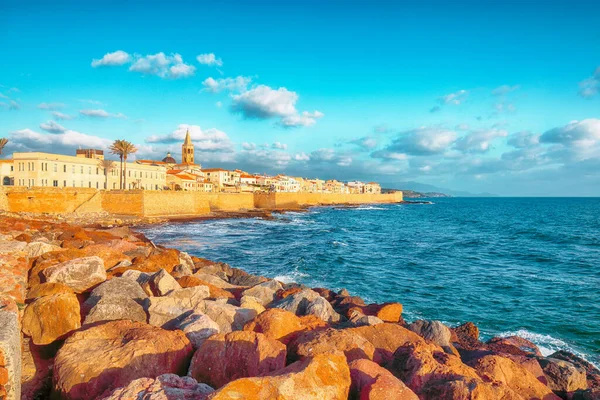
<box><xmin>0</xmin><ymin>187</ymin><xmax>403</xmax><ymax>217</ymax></box>
<box><xmin>254</xmin><ymin>191</ymin><xmax>403</xmax><ymax>209</ymax></box>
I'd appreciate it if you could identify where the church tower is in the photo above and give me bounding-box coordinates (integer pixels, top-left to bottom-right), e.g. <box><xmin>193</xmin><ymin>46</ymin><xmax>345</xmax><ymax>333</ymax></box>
<box><xmin>182</xmin><ymin>129</ymin><xmax>194</xmax><ymax>164</ymax></box>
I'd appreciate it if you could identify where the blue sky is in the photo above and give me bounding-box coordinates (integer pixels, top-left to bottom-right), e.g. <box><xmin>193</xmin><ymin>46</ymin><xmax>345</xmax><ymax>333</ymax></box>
<box><xmin>1</xmin><ymin>0</ymin><xmax>599</xmax><ymax>195</ymax></box>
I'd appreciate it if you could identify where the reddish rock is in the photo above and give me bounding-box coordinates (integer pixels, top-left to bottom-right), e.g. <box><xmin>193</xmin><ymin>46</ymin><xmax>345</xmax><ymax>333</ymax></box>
<box><xmin>290</xmin><ymin>328</ymin><xmax>376</xmax><ymax>363</ymax></box>
<box><xmin>450</xmin><ymin>321</ymin><xmax>481</xmax><ymax>351</ymax></box>
<box><xmin>243</xmin><ymin>308</ymin><xmax>324</xmax><ymax>345</ymax></box>
<box><xmin>53</xmin><ymin>320</ymin><xmax>193</xmax><ymax>400</ymax></box>
<box><xmin>539</xmin><ymin>357</ymin><xmax>588</xmax><ymax>393</ymax></box>
<box><xmin>349</xmin><ymin>359</ymin><xmax>418</xmax><ymax>400</ymax></box>
<box><xmin>22</xmin><ymin>293</ymin><xmax>81</xmax><ymax>345</ymax></box>
<box><xmin>367</xmin><ymin>303</ymin><xmax>403</xmax><ymax>323</ymax></box>
<box><xmin>132</xmin><ymin>248</ymin><xmax>182</xmax><ymax>274</ymax></box>
<box><xmin>347</xmin><ymin>323</ymin><xmax>423</xmax><ymax>364</ymax></box>
<box><xmin>42</xmin><ymin>256</ymin><xmax>106</xmax><ymax>293</ymax></box>
<box><xmin>209</xmin><ymin>352</ymin><xmax>351</xmax><ymax>400</ymax></box>
<box><xmin>391</xmin><ymin>341</ymin><xmax>522</xmax><ymax>399</ymax></box>
<box><xmin>177</xmin><ymin>276</ymin><xmax>235</xmax><ymax>300</ymax></box>
<box><xmin>487</xmin><ymin>336</ymin><xmax>543</xmax><ymax>357</ymax></box>
<box><xmin>189</xmin><ymin>331</ymin><xmax>286</xmax><ymax>388</ymax></box>
<box><xmin>26</xmin><ymin>282</ymin><xmax>74</xmax><ymax>301</ymax></box>
<box><xmin>468</xmin><ymin>354</ymin><xmax>559</xmax><ymax>399</ymax></box>
<box><xmin>275</xmin><ymin>287</ymin><xmax>303</xmax><ymax>300</ymax></box>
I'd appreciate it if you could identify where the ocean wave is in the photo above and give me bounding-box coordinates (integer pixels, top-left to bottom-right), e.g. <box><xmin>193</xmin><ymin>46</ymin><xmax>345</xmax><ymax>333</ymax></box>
<box><xmin>332</xmin><ymin>241</ymin><xmax>348</xmax><ymax>247</ymax></box>
<box><xmin>273</xmin><ymin>270</ymin><xmax>309</xmax><ymax>284</ymax></box>
<box><xmin>497</xmin><ymin>329</ymin><xmax>599</xmax><ymax>369</ymax></box>
<box><xmin>355</xmin><ymin>206</ymin><xmax>386</xmax><ymax>210</ymax></box>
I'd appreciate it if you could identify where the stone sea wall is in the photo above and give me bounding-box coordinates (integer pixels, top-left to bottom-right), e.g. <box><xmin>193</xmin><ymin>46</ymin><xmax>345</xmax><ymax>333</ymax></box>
<box><xmin>0</xmin><ymin>187</ymin><xmax>403</xmax><ymax>217</ymax></box>
<box><xmin>0</xmin><ymin>215</ymin><xmax>598</xmax><ymax>399</ymax></box>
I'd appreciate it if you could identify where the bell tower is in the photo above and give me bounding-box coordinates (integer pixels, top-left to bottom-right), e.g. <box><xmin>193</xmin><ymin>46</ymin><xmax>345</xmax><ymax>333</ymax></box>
<box><xmin>182</xmin><ymin>129</ymin><xmax>194</xmax><ymax>164</ymax></box>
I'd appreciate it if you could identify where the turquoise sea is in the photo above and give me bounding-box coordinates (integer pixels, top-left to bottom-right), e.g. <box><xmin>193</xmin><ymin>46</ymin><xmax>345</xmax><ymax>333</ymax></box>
<box><xmin>140</xmin><ymin>198</ymin><xmax>600</xmax><ymax>366</ymax></box>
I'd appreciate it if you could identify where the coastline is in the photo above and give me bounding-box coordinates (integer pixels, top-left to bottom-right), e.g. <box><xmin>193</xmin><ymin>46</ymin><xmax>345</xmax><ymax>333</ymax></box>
<box><xmin>0</xmin><ymin>214</ymin><xmax>598</xmax><ymax>399</ymax></box>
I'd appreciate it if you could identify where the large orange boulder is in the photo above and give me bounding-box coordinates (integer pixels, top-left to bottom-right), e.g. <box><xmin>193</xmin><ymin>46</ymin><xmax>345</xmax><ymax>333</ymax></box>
<box><xmin>468</xmin><ymin>355</ymin><xmax>559</xmax><ymax>399</ymax></box>
<box><xmin>349</xmin><ymin>359</ymin><xmax>418</xmax><ymax>400</ymax></box>
<box><xmin>364</xmin><ymin>302</ymin><xmax>403</xmax><ymax>323</ymax></box>
<box><xmin>391</xmin><ymin>341</ymin><xmax>522</xmax><ymax>399</ymax></box>
<box><xmin>26</xmin><ymin>282</ymin><xmax>74</xmax><ymax>301</ymax></box>
<box><xmin>53</xmin><ymin>320</ymin><xmax>193</xmax><ymax>400</ymax></box>
<box><xmin>289</xmin><ymin>328</ymin><xmax>376</xmax><ymax>362</ymax></box>
<box><xmin>347</xmin><ymin>323</ymin><xmax>423</xmax><ymax>364</ymax></box>
<box><xmin>132</xmin><ymin>248</ymin><xmax>182</xmax><ymax>274</ymax></box>
<box><xmin>22</xmin><ymin>293</ymin><xmax>81</xmax><ymax>345</ymax></box>
<box><xmin>243</xmin><ymin>308</ymin><xmax>320</xmax><ymax>344</ymax></box>
<box><xmin>189</xmin><ymin>331</ymin><xmax>286</xmax><ymax>388</ymax></box>
<box><xmin>208</xmin><ymin>351</ymin><xmax>351</xmax><ymax>400</ymax></box>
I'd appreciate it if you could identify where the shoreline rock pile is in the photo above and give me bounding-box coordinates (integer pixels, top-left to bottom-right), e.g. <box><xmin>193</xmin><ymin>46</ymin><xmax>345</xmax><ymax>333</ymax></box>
<box><xmin>0</xmin><ymin>215</ymin><xmax>598</xmax><ymax>399</ymax></box>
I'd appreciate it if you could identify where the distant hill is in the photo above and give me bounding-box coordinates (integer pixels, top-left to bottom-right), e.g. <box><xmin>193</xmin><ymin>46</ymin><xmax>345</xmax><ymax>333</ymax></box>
<box><xmin>381</xmin><ymin>181</ymin><xmax>497</xmax><ymax>198</ymax></box>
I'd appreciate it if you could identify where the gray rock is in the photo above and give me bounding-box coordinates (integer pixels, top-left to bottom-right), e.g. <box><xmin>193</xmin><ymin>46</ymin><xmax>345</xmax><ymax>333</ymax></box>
<box><xmin>229</xmin><ymin>269</ymin><xmax>268</xmax><ymax>287</ymax></box>
<box><xmin>539</xmin><ymin>357</ymin><xmax>588</xmax><ymax>393</ymax></box>
<box><xmin>166</xmin><ymin>286</ymin><xmax>210</xmax><ymax>304</ymax></box>
<box><xmin>171</xmin><ymin>263</ymin><xmax>193</xmax><ymax>278</ymax></box>
<box><xmin>408</xmin><ymin>320</ymin><xmax>455</xmax><ymax>354</ymax></box>
<box><xmin>145</xmin><ymin>294</ymin><xmax>205</xmax><ymax>329</ymax></box>
<box><xmin>241</xmin><ymin>280</ymin><xmax>283</xmax><ymax>306</ymax></box>
<box><xmin>120</xmin><ymin>270</ymin><xmax>151</xmax><ymax>286</ymax></box>
<box><xmin>174</xmin><ymin>312</ymin><xmax>220</xmax><ymax>349</ymax></box>
<box><xmin>83</xmin><ymin>277</ymin><xmax>148</xmax><ymax>314</ymax></box>
<box><xmin>0</xmin><ymin>240</ymin><xmax>26</xmax><ymax>254</ymax></box>
<box><xmin>349</xmin><ymin>312</ymin><xmax>384</xmax><ymax>327</ymax></box>
<box><xmin>84</xmin><ymin>296</ymin><xmax>147</xmax><ymax>325</ymax></box>
<box><xmin>24</xmin><ymin>241</ymin><xmax>62</xmax><ymax>258</ymax></box>
<box><xmin>101</xmin><ymin>373</ymin><xmax>214</xmax><ymax>400</ymax></box>
<box><xmin>42</xmin><ymin>256</ymin><xmax>106</xmax><ymax>293</ymax></box>
<box><xmin>194</xmin><ymin>273</ymin><xmax>238</xmax><ymax>289</ymax></box>
<box><xmin>272</xmin><ymin>289</ymin><xmax>341</xmax><ymax>323</ymax></box>
<box><xmin>148</xmin><ymin>269</ymin><xmax>181</xmax><ymax>296</ymax></box>
<box><xmin>179</xmin><ymin>252</ymin><xmax>195</xmax><ymax>273</ymax></box>
<box><xmin>198</xmin><ymin>301</ymin><xmax>257</xmax><ymax>333</ymax></box>
<box><xmin>0</xmin><ymin>304</ymin><xmax>21</xmax><ymax>400</ymax></box>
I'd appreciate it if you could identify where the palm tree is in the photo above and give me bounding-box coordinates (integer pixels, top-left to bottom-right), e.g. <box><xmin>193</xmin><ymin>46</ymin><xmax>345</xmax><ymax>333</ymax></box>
<box><xmin>109</xmin><ymin>140</ymin><xmax>125</xmax><ymax>189</ymax></box>
<box><xmin>98</xmin><ymin>159</ymin><xmax>116</xmax><ymax>190</ymax></box>
<box><xmin>0</xmin><ymin>138</ymin><xmax>8</xmax><ymax>155</ymax></box>
<box><xmin>109</xmin><ymin>140</ymin><xmax>138</xmax><ymax>190</ymax></box>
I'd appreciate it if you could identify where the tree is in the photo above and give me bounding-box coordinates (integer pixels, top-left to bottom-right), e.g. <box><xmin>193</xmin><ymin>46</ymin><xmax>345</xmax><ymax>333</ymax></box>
<box><xmin>109</xmin><ymin>140</ymin><xmax>125</xmax><ymax>190</ymax></box>
<box><xmin>0</xmin><ymin>138</ymin><xmax>8</xmax><ymax>155</ymax></box>
<box><xmin>98</xmin><ymin>159</ymin><xmax>116</xmax><ymax>190</ymax></box>
<box><xmin>109</xmin><ymin>140</ymin><xmax>137</xmax><ymax>190</ymax></box>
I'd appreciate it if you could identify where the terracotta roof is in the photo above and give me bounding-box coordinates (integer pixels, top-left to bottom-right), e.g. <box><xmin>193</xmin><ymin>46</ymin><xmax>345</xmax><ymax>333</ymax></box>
<box><xmin>202</xmin><ymin>168</ymin><xmax>227</xmax><ymax>172</ymax></box>
<box><xmin>240</xmin><ymin>174</ymin><xmax>255</xmax><ymax>179</ymax></box>
<box><xmin>0</xmin><ymin>159</ymin><xmax>13</xmax><ymax>163</ymax></box>
<box><xmin>167</xmin><ymin>169</ymin><xmax>184</xmax><ymax>175</ymax></box>
<box><xmin>137</xmin><ymin>159</ymin><xmax>167</xmax><ymax>165</ymax></box>
<box><xmin>367</xmin><ymin>182</ymin><xmax>379</xmax><ymax>185</ymax></box>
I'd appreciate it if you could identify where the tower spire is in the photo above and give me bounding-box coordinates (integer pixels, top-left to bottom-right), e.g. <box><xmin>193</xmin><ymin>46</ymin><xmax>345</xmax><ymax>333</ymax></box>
<box><xmin>181</xmin><ymin>129</ymin><xmax>195</xmax><ymax>164</ymax></box>
<box><xmin>184</xmin><ymin>129</ymin><xmax>192</xmax><ymax>145</ymax></box>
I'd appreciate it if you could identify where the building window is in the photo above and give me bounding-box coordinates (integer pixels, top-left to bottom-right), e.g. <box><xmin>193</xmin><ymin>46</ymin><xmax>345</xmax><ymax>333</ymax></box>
<box><xmin>54</xmin><ymin>164</ymin><xmax>57</xmax><ymax>172</ymax></box>
<box><xmin>89</xmin><ymin>182</ymin><xmax>91</xmax><ymax>188</ymax></box>
<box><xmin>73</xmin><ymin>181</ymin><xmax>76</xmax><ymax>187</ymax></box>
<box><xmin>89</xmin><ymin>167</ymin><xmax>92</xmax><ymax>174</ymax></box>
<box><xmin>72</xmin><ymin>165</ymin><xmax>75</xmax><ymax>173</ymax></box>
<box><xmin>81</xmin><ymin>166</ymin><xmax>84</xmax><ymax>174</ymax></box>
<box><xmin>63</xmin><ymin>180</ymin><xmax>66</xmax><ymax>187</ymax></box>
<box><xmin>64</xmin><ymin>165</ymin><xmax>66</xmax><ymax>172</ymax></box>
<box><xmin>53</xmin><ymin>180</ymin><xmax>58</xmax><ymax>187</ymax></box>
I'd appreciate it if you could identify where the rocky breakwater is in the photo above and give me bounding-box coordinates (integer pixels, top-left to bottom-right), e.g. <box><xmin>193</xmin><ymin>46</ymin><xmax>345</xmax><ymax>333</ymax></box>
<box><xmin>0</xmin><ymin>216</ymin><xmax>599</xmax><ymax>399</ymax></box>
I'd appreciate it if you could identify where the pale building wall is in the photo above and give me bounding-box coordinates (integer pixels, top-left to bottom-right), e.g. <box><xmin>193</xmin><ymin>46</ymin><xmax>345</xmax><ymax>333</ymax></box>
<box><xmin>10</xmin><ymin>152</ymin><xmax>166</xmax><ymax>191</ymax></box>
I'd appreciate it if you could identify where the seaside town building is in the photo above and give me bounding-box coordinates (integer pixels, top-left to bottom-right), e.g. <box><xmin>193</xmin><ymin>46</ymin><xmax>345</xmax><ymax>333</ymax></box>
<box><xmin>2</xmin><ymin>150</ymin><xmax>166</xmax><ymax>190</ymax></box>
<box><xmin>0</xmin><ymin>131</ymin><xmax>383</xmax><ymax>194</ymax></box>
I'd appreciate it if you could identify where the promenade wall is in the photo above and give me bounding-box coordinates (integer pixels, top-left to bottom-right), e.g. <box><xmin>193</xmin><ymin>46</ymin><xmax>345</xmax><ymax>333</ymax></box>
<box><xmin>0</xmin><ymin>187</ymin><xmax>403</xmax><ymax>217</ymax></box>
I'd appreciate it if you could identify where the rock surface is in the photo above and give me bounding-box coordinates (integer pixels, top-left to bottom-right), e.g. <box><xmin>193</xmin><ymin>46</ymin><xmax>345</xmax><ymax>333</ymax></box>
<box><xmin>101</xmin><ymin>373</ymin><xmax>214</xmax><ymax>400</ymax></box>
<box><xmin>53</xmin><ymin>320</ymin><xmax>193</xmax><ymax>400</ymax></box>
<box><xmin>349</xmin><ymin>358</ymin><xmax>418</xmax><ymax>400</ymax></box>
<box><xmin>174</xmin><ymin>312</ymin><xmax>220</xmax><ymax>349</ymax></box>
<box><xmin>407</xmin><ymin>320</ymin><xmax>457</xmax><ymax>355</ymax></box>
<box><xmin>84</xmin><ymin>296</ymin><xmax>147</xmax><ymax>325</ymax></box>
<box><xmin>189</xmin><ymin>331</ymin><xmax>286</xmax><ymax>388</ymax></box>
<box><xmin>22</xmin><ymin>293</ymin><xmax>81</xmax><ymax>345</ymax></box>
<box><xmin>290</xmin><ymin>328</ymin><xmax>376</xmax><ymax>362</ymax></box>
<box><xmin>539</xmin><ymin>357</ymin><xmax>588</xmax><ymax>393</ymax></box>
<box><xmin>42</xmin><ymin>256</ymin><xmax>106</xmax><ymax>293</ymax></box>
<box><xmin>272</xmin><ymin>289</ymin><xmax>341</xmax><ymax>323</ymax></box>
<box><xmin>208</xmin><ymin>352</ymin><xmax>351</xmax><ymax>400</ymax></box>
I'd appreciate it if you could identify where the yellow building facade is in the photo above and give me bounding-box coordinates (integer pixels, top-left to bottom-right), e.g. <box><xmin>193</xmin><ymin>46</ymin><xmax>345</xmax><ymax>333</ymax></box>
<box><xmin>6</xmin><ymin>151</ymin><xmax>166</xmax><ymax>190</ymax></box>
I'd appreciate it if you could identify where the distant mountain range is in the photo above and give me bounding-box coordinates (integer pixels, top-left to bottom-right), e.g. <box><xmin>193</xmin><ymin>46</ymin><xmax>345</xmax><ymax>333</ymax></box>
<box><xmin>382</xmin><ymin>181</ymin><xmax>498</xmax><ymax>198</ymax></box>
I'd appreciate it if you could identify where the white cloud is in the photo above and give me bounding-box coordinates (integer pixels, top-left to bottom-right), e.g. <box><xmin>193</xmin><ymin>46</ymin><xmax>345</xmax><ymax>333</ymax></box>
<box><xmin>9</xmin><ymin>128</ymin><xmax>112</xmax><ymax>155</ymax></box>
<box><xmin>40</xmin><ymin>121</ymin><xmax>66</xmax><ymax>134</ymax></box>
<box><xmin>216</xmin><ymin>101</ymin><xmax>222</xmax><ymax>108</ymax></box>
<box><xmin>272</xmin><ymin>142</ymin><xmax>287</xmax><ymax>150</ymax></box>
<box><xmin>91</xmin><ymin>50</ymin><xmax>131</xmax><ymax>67</ymax></box>
<box><xmin>38</xmin><ymin>102</ymin><xmax>65</xmax><ymax>110</ymax></box>
<box><xmin>202</xmin><ymin>76</ymin><xmax>252</xmax><ymax>93</ymax></box>
<box><xmin>129</xmin><ymin>53</ymin><xmax>196</xmax><ymax>79</ymax></box>
<box><xmin>454</xmin><ymin>128</ymin><xmax>508</xmax><ymax>153</ymax></box>
<box><xmin>578</xmin><ymin>67</ymin><xmax>600</xmax><ymax>98</ymax></box>
<box><xmin>507</xmin><ymin>131</ymin><xmax>540</xmax><ymax>148</ymax></box>
<box><xmin>0</xmin><ymin>93</ymin><xmax>9</xmax><ymax>99</ymax></box>
<box><xmin>197</xmin><ymin>53</ymin><xmax>223</xmax><ymax>67</ymax></box>
<box><xmin>79</xmin><ymin>109</ymin><xmax>126</xmax><ymax>118</ymax></box>
<box><xmin>349</xmin><ymin>136</ymin><xmax>378</xmax><ymax>150</ymax></box>
<box><xmin>145</xmin><ymin>124</ymin><xmax>234</xmax><ymax>153</ymax></box>
<box><xmin>376</xmin><ymin>127</ymin><xmax>457</xmax><ymax>157</ymax></box>
<box><xmin>231</xmin><ymin>85</ymin><xmax>298</xmax><ymax>119</ymax></box>
<box><xmin>242</xmin><ymin>142</ymin><xmax>256</xmax><ymax>150</ymax></box>
<box><xmin>280</xmin><ymin>111</ymin><xmax>324</xmax><ymax>128</ymax></box>
<box><xmin>52</xmin><ymin>111</ymin><xmax>74</xmax><ymax>120</ymax></box>
<box><xmin>8</xmin><ymin>100</ymin><xmax>20</xmax><ymax>110</ymax></box>
<box><xmin>540</xmin><ymin>119</ymin><xmax>600</xmax><ymax>147</ymax></box>
<box><xmin>294</xmin><ymin>152</ymin><xmax>310</xmax><ymax>161</ymax></box>
<box><xmin>492</xmin><ymin>85</ymin><xmax>520</xmax><ymax>96</ymax></box>
<box><xmin>494</xmin><ymin>102</ymin><xmax>516</xmax><ymax>114</ymax></box>
<box><xmin>439</xmin><ymin>89</ymin><xmax>468</xmax><ymax>105</ymax></box>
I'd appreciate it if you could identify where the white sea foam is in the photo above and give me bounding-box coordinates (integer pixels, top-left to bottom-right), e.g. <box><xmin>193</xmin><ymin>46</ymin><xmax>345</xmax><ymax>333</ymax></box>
<box><xmin>332</xmin><ymin>241</ymin><xmax>348</xmax><ymax>247</ymax></box>
<box><xmin>497</xmin><ymin>329</ymin><xmax>599</xmax><ymax>369</ymax></box>
<box><xmin>355</xmin><ymin>206</ymin><xmax>386</xmax><ymax>210</ymax></box>
<box><xmin>273</xmin><ymin>270</ymin><xmax>310</xmax><ymax>284</ymax></box>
